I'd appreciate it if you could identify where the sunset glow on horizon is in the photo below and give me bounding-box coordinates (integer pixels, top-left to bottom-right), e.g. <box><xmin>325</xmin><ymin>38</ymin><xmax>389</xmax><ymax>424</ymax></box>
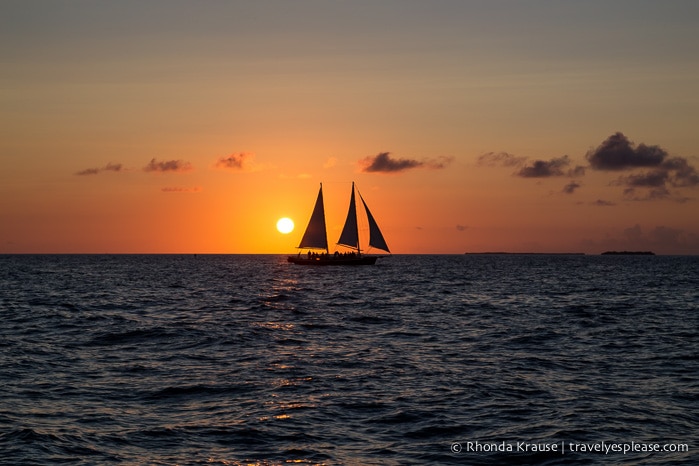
<box><xmin>2</xmin><ymin>1</ymin><xmax>699</xmax><ymax>254</ymax></box>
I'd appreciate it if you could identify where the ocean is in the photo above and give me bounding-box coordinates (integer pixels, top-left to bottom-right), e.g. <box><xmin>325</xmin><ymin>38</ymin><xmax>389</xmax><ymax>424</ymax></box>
<box><xmin>1</xmin><ymin>254</ymin><xmax>696</xmax><ymax>465</ymax></box>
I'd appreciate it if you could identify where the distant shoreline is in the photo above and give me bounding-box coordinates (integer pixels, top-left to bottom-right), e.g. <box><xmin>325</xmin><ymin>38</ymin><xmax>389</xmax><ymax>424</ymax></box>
<box><xmin>601</xmin><ymin>251</ymin><xmax>655</xmax><ymax>255</ymax></box>
<box><xmin>465</xmin><ymin>251</ymin><xmax>658</xmax><ymax>256</ymax></box>
<box><xmin>465</xmin><ymin>252</ymin><xmax>586</xmax><ymax>255</ymax></box>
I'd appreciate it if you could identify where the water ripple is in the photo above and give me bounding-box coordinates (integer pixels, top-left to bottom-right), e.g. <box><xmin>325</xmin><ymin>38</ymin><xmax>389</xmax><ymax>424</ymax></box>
<box><xmin>0</xmin><ymin>254</ymin><xmax>697</xmax><ymax>465</ymax></box>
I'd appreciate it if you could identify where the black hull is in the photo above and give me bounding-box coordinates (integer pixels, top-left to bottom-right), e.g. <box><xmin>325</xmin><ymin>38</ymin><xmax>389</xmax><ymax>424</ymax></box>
<box><xmin>287</xmin><ymin>255</ymin><xmax>379</xmax><ymax>266</ymax></box>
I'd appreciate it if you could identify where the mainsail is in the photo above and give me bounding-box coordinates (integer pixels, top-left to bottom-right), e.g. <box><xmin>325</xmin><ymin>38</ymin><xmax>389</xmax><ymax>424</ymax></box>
<box><xmin>360</xmin><ymin>193</ymin><xmax>390</xmax><ymax>253</ymax></box>
<box><xmin>297</xmin><ymin>184</ymin><xmax>328</xmax><ymax>251</ymax></box>
<box><xmin>337</xmin><ymin>183</ymin><xmax>359</xmax><ymax>250</ymax></box>
<box><xmin>337</xmin><ymin>182</ymin><xmax>390</xmax><ymax>254</ymax></box>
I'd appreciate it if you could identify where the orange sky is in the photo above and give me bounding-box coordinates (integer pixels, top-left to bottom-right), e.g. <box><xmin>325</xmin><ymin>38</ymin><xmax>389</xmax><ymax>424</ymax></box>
<box><xmin>2</xmin><ymin>1</ymin><xmax>699</xmax><ymax>254</ymax></box>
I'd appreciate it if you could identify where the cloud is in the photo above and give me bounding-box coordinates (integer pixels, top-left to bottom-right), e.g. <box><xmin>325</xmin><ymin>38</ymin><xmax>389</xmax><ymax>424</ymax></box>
<box><xmin>563</xmin><ymin>181</ymin><xmax>581</xmax><ymax>194</ymax></box>
<box><xmin>586</xmin><ymin>132</ymin><xmax>667</xmax><ymax>170</ymax></box>
<box><xmin>360</xmin><ymin>152</ymin><xmax>420</xmax><ymax>173</ymax></box>
<box><xmin>517</xmin><ymin>155</ymin><xmax>571</xmax><ymax>178</ymax></box>
<box><xmin>479</xmin><ymin>152</ymin><xmax>584</xmax><ymax>180</ymax></box>
<box><xmin>585</xmin><ymin>133</ymin><xmax>699</xmax><ymax>201</ymax></box>
<box><xmin>663</xmin><ymin>157</ymin><xmax>699</xmax><ymax>187</ymax></box>
<box><xmin>615</xmin><ymin>165</ymin><xmax>698</xmax><ymax>199</ymax></box>
<box><xmin>477</xmin><ymin>151</ymin><xmax>526</xmax><ymax>167</ymax></box>
<box><xmin>622</xmin><ymin>186</ymin><xmax>673</xmax><ymax>201</ymax></box>
<box><xmin>76</xmin><ymin>168</ymin><xmax>101</xmax><ymax>176</ymax></box>
<box><xmin>215</xmin><ymin>152</ymin><xmax>251</xmax><ymax>170</ymax></box>
<box><xmin>104</xmin><ymin>162</ymin><xmax>123</xmax><ymax>172</ymax></box>
<box><xmin>359</xmin><ymin>152</ymin><xmax>452</xmax><ymax>173</ymax></box>
<box><xmin>478</xmin><ymin>133</ymin><xmax>697</xmax><ymax>202</ymax></box>
<box><xmin>456</xmin><ymin>224</ymin><xmax>468</xmax><ymax>232</ymax></box>
<box><xmin>144</xmin><ymin>158</ymin><xmax>193</xmax><ymax>173</ymax></box>
<box><xmin>161</xmin><ymin>186</ymin><xmax>202</xmax><ymax>193</ymax></box>
<box><xmin>214</xmin><ymin>152</ymin><xmax>270</xmax><ymax>172</ymax></box>
<box><xmin>75</xmin><ymin>162</ymin><xmax>124</xmax><ymax>176</ymax></box>
<box><xmin>614</xmin><ymin>170</ymin><xmax>668</xmax><ymax>188</ymax></box>
<box><xmin>323</xmin><ymin>157</ymin><xmax>337</xmax><ymax>169</ymax></box>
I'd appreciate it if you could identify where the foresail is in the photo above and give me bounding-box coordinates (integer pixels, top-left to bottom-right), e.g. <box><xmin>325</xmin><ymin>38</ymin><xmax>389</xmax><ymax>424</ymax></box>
<box><xmin>360</xmin><ymin>193</ymin><xmax>390</xmax><ymax>253</ymax></box>
<box><xmin>337</xmin><ymin>183</ymin><xmax>359</xmax><ymax>250</ymax></box>
<box><xmin>298</xmin><ymin>185</ymin><xmax>328</xmax><ymax>250</ymax></box>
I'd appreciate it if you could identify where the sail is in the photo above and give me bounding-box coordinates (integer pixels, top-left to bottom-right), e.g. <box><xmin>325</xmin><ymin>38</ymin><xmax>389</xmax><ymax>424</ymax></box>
<box><xmin>337</xmin><ymin>183</ymin><xmax>359</xmax><ymax>250</ymax></box>
<box><xmin>360</xmin><ymin>193</ymin><xmax>390</xmax><ymax>253</ymax></box>
<box><xmin>297</xmin><ymin>184</ymin><xmax>328</xmax><ymax>251</ymax></box>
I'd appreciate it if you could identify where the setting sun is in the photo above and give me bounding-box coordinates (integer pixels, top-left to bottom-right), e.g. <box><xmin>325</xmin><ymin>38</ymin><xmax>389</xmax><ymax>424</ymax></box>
<box><xmin>276</xmin><ymin>217</ymin><xmax>294</xmax><ymax>234</ymax></box>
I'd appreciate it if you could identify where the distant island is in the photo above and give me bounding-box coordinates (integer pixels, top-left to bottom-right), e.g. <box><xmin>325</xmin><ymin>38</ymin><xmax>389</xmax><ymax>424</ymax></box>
<box><xmin>601</xmin><ymin>251</ymin><xmax>655</xmax><ymax>255</ymax></box>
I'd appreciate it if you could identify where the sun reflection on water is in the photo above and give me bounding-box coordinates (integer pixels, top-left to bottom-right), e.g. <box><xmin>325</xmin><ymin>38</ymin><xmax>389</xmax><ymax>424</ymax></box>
<box><xmin>205</xmin><ymin>459</ymin><xmax>327</xmax><ymax>465</ymax></box>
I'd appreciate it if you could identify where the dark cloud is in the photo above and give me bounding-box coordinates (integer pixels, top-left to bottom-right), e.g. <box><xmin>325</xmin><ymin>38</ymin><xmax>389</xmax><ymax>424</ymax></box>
<box><xmin>362</xmin><ymin>152</ymin><xmax>421</xmax><ymax>172</ymax></box>
<box><xmin>104</xmin><ymin>162</ymin><xmax>123</xmax><ymax>172</ymax></box>
<box><xmin>623</xmin><ymin>186</ymin><xmax>671</xmax><ymax>201</ymax></box>
<box><xmin>517</xmin><ymin>155</ymin><xmax>570</xmax><ymax>178</ymax></box>
<box><xmin>616</xmin><ymin>171</ymin><xmax>696</xmax><ymax>200</ymax></box>
<box><xmin>586</xmin><ymin>132</ymin><xmax>667</xmax><ymax>170</ymax></box>
<box><xmin>480</xmin><ymin>152</ymin><xmax>583</xmax><ymax>180</ymax></box>
<box><xmin>615</xmin><ymin>169</ymin><xmax>669</xmax><ymax>188</ymax></box>
<box><xmin>456</xmin><ymin>224</ymin><xmax>468</xmax><ymax>232</ymax></box>
<box><xmin>478</xmin><ymin>133</ymin><xmax>696</xmax><ymax>203</ymax></box>
<box><xmin>563</xmin><ymin>181</ymin><xmax>581</xmax><ymax>194</ymax></box>
<box><xmin>477</xmin><ymin>151</ymin><xmax>526</xmax><ymax>167</ymax></box>
<box><xmin>75</xmin><ymin>162</ymin><xmax>124</xmax><ymax>176</ymax></box>
<box><xmin>216</xmin><ymin>153</ymin><xmax>250</xmax><ymax>170</ymax></box>
<box><xmin>360</xmin><ymin>152</ymin><xmax>451</xmax><ymax>173</ymax></box>
<box><xmin>76</xmin><ymin>168</ymin><xmax>100</xmax><ymax>176</ymax></box>
<box><xmin>586</xmin><ymin>133</ymin><xmax>699</xmax><ymax>201</ymax></box>
<box><xmin>663</xmin><ymin>157</ymin><xmax>699</xmax><ymax>187</ymax></box>
<box><xmin>144</xmin><ymin>158</ymin><xmax>193</xmax><ymax>173</ymax></box>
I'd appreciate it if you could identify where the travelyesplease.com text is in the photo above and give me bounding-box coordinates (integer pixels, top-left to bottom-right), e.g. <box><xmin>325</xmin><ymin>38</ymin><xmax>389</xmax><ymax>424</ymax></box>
<box><xmin>450</xmin><ymin>440</ymin><xmax>689</xmax><ymax>455</ymax></box>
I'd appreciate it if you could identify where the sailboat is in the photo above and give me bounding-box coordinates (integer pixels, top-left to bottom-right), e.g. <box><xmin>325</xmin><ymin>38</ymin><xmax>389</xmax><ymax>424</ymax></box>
<box><xmin>288</xmin><ymin>182</ymin><xmax>390</xmax><ymax>265</ymax></box>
